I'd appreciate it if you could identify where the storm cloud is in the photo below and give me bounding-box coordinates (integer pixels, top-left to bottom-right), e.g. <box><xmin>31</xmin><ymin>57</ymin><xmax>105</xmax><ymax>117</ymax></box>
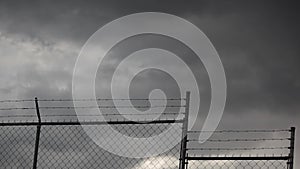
<box><xmin>0</xmin><ymin>0</ymin><xmax>299</xmax><ymax>167</ymax></box>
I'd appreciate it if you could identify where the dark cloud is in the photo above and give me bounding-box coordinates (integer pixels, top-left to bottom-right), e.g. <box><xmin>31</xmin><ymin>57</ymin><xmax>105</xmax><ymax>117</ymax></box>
<box><xmin>0</xmin><ymin>0</ymin><xmax>299</xmax><ymax>167</ymax></box>
<box><xmin>1</xmin><ymin>0</ymin><xmax>299</xmax><ymax>116</ymax></box>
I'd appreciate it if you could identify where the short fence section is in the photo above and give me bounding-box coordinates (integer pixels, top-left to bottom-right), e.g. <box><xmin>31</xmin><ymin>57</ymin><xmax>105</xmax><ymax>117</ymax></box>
<box><xmin>188</xmin><ymin>158</ymin><xmax>288</xmax><ymax>169</ymax></box>
<box><xmin>184</xmin><ymin>128</ymin><xmax>295</xmax><ymax>169</ymax></box>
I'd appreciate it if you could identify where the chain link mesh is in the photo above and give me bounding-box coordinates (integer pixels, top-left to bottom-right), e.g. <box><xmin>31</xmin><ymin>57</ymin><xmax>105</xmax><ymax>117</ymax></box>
<box><xmin>0</xmin><ymin>124</ymin><xmax>294</xmax><ymax>169</ymax></box>
<box><xmin>0</xmin><ymin>97</ymin><xmax>294</xmax><ymax>169</ymax></box>
<box><xmin>0</xmin><ymin>126</ymin><xmax>36</xmax><ymax>168</ymax></box>
<box><xmin>37</xmin><ymin>122</ymin><xmax>182</xmax><ymax>169</ymax></box>
<box><xmin>0</xmin><ymin>121</ymin><xmax>182</xmax><ymax>169</ymax></box>
<box><xmin>188</xmin><ymin>160</ymin><xmax>287</xmax><ymax>169</ymax></box>
<box><xmin>185</xmin><ymin>129</ymin><xmax>292</xmax><ymax>169</ymax></box>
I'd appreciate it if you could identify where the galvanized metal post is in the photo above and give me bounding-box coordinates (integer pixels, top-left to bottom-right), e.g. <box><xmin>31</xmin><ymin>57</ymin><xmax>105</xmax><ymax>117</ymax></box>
<box><xmin>185</xmin><ymin>153</ymin><xmax>189</xmax><ymax>169</ymax></box>
<box><xmin>33</xmin><ymin>97</ymin><xmax>41</xmax><ymax>169</ymax></box>
<box><xmin>288</xmin><ymin>127</ymin><xmax>295</xmax><ymax>169</ymax></box>
<box><xmin>179</xmin><ymin>91</ymin><xmax>190</xmax><ymax>169</ymax></box>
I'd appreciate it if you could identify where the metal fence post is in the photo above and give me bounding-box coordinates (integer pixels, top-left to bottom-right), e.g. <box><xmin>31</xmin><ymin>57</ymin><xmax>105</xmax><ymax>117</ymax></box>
<box><xmin>288</xmin><ymin>127</ymin><xmax>295</xmax><ymax>169</ymax></box>
<box><xmin>33</xmin><ymin>97</ymin><xmax>41</xmax><ymax>169</ymax></box>
<box><xmin>185</xmin><ymin>153</ymin><xmax>189</xmax><ymax>169</ymax></box>
<box><xmin>179</xmin><ymin>91</ymin><xmax>190</xmax><ymax>169</ymax></box>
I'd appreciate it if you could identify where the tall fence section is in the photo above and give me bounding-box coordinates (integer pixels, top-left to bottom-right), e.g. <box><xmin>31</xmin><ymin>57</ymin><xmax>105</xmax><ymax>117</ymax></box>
<box><xmin>0</xmin><ymin>92</ymin><xmax>296</xmax><ymax>169</ymax></box>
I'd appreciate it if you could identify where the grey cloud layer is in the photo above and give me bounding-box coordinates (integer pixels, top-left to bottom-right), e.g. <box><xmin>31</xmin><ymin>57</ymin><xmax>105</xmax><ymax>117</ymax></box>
<box><xmin>0</xmin><ymin>0</ymin><xmax>299</xmax><ymax>167</ymax></box>
<box><xmin>0</xmin><ymin>0</ymin><xmax>299</xmax><ymax>115</ymax></box>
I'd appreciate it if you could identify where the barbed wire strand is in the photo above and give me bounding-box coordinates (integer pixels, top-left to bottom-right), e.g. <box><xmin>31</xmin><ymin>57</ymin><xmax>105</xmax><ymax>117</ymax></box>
<box><xmin>187</xmin><ymin>147</ymin><xmax>289</xmax><ymax>151</ymax></box>
<box><xmin>188</xmin><ymin>138</ymin><xmax>290</xmax><ymax>142</ymax></box>
<box><xmin>188</xmin><ymin>154</ymin><xmax>288</xmax><ymax>157</ymax></box>
<box><xmin>187</xmin><ymin>129</ymin><xmax>290</xmax><ymax>133</ymax></box>
<box><xmin>38</xmin><ymin>98</ymin><xmax>185</xmax><ymax>102</ymax></box>
<box><xmin>0</xmin><ymin>98</ymin><xmax>184</xmax><ymax>103</ymax></box>
<box><xmin>0</xmin><ymin>105</ymin><xmax>185</xmax><ymax>111</ymax></box>
<box><xmin>0</xmin><ymin>99</ymin><xmax>34</xmax><ymax>103</ymax></box>
<box><xmin>0</xmin><ymin>107</ymin><xmax>36</xmax><ymax>111</ymax></box>
<box><xmin>38</xmin><ymin>105</ymin><xmax>184</xmax><ymax>109</ymax></box>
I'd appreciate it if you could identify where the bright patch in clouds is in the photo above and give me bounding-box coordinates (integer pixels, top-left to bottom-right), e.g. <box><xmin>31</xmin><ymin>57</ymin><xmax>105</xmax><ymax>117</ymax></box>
<box><xmin>0</xmin><ymin>32</ymin><xmax>78</xmax><ymax>99</ymax></box>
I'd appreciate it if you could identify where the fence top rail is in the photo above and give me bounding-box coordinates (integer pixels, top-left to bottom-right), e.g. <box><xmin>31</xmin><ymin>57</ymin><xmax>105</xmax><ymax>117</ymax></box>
<box><xmin>186</xmin><ymin>156</ymin><xmax>290</xmax><ymax>161</ymax></box>
<box><xmin>0</xmin><ymin>119</ymin><xmax>184</xmax><ymax>126</ymax></box>
<box><xmin>188</xmin><ymin>138</ymin><xmax>291</xmax><ymax>142</ymax></box>
<box><xmin>186</xmin><ymin>147</ymin><xmax>290</xmax><ymax>151</ymax></box>
<box><xmin>187</xmin><ymin>129</ymin><xmax>291</xmax><ymax>133</ymax></box>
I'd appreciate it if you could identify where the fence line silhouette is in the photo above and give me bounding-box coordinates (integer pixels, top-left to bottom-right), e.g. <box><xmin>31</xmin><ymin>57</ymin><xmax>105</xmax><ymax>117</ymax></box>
<box><xmin>183</xmin><ymin>128</ymin><xmax>295</xmax><ymax>169</ymax></box>
<box><xmin>0</xmin><ymin>92</ymin><xmax>296</xmax><ymax>169</ymax></box>
<box><xmin>0</xmin><ymin>93</ymin><xmax>187</xmax><ymax>169</ymax></box>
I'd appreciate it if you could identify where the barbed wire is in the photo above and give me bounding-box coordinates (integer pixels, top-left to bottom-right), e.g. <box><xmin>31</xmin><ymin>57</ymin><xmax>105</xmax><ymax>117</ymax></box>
<box><xmin>0</xmin><ymin>99</ymin><xmax>34</xmax><ymax>103</ymax></box>
<box><xmin>0</xmin><ymin>114</ymin><xmax>36</xmax><ymax>118</ymax></box>
<box><xmin>38</xmin><ymin>105</ymin><xmax>184</xmax><ymax>109</ymax></box>
<box><xmin>187</xmin><ymin>129</ymin><xmax>290</xmax><ymax>133</ymax></box>
<box><xmin>0</xmin><ymin>98</ymin><xmax>184</xmax><ymax>103</ymax></box>
<box><xmin>186</xmin><ymin>129</ymin><xmax>292</xmax><ymax>158</ymax></box>
<box><xmin>0</xmin><ymin>105</ymin><xmax>185</xmax><ymax>111</ymax></box>
<box><xmin>187</xmin><ymin>154</ymin><xmax>289</xmax><ymax>157</ymax></box>
<box><xmin>187</xmin><ymin>147</ymin><xmax>289</xmax><ymax>151</ymax></box>
<box><xmin>38</xmin><ymin>98</ymin><xmax>184</xmax><ymax>102</ymax></box>
<box><xmin>0</xmin><ymin>112</ymin><xmax>185</xmax><ymax>118</ymax></box>
<box><xmin>0</xmin><ymin>107</ymin><xmax>36</xmax><ymax>111</ymax></box>
<box><xmin>188</xmin><ymin>138</ymin><xmax>290</xmax><ymax>142</ymax></box>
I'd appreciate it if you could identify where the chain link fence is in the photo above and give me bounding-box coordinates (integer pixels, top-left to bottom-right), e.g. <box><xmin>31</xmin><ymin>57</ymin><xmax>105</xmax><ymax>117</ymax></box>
<box><xmin>0</xmin><ymin>120</ymin><xmax>183</xmax><ymax>169</ymax></box>
<box><xmin>0</xmin><ymin>125</ymin><xmax>36</xmax><ymax>168</ymax></box>
<box><xmin>187</xmin><ymin>159</ymin><xmax>288</xmax><ymax>169</ymax></box>
<box><xmin>37</xmin><ymin>121</ymin><xmax>182</xmax><ymax>169</ymax></box>
<box><xmin>0</xmin><ymin>96</ymin><xmax>186</xmax><ymax>169</ymax></box>
<box><xmin>184</xmin><ymin>129</ymin><xmax>295</xmax><ymax>169</ymax></box>
<box><xmin>0</xmin><ymin>93</ymin><xmax>296</xmax><ymax>169</ymax></box>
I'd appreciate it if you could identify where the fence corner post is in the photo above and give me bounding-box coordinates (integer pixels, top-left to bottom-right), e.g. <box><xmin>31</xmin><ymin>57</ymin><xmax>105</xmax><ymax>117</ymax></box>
<box><xmin>179</xmin><ymin>91</ymin><xmax>190</xmax><ymax>169</ymax></box>
<box><xmin>33</xmin><ymin>97</ymin><xmax>41</xmax><ymax>169</ymax></box>
<box><xmin>288</xmin><ymin>127</ymin><xmax>295</xmax><ymax>169</ymax></box>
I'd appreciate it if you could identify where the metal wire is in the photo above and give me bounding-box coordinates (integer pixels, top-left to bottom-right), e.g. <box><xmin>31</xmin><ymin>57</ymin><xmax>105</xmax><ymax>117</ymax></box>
<box><xmin>0</xmin><ymin>112</ymin><xmax>185</xmax><ymax>118</ymax></box>
<box><xmin>0</xmin><ymin>97</ymin><xmax>293</xmax><ymax>169</ymax></box>
<box><xmin>0</xmin><ymin>107</ymin><xmax>36</xmax><ymax>111</ymax></box>
<box><xmin>0</xmin><ymin>105</ymin><xmax>184</xmax><ymax>111</ymax></box>
<box><xmin>38</xmin><ymin>105</ymin><xmax>184</xmax><ymax>109</ymax></box>
<box><xmin>187</xmin><ymin>147</ymin><xmax>289</xmax><ymax>151</ymax></box>
<box><xmin>0</xmin><ymin>98</ymin><xmax>184</xmax><ymax>103</ymax></box>
<box><xmin>0</xmin><ymin>99</ymin><xmax>34</xmax><ymax>103</ymax></box>
<box><xmin>42</xmin><ymin>112</ymin><xmax>184</xmax><ymax>117</ymax></box>
<box><xmin>38</xmin><ymin>98</ymin><xmax>184</xmax><ymax>102</ymax></box>
<box><xmin>0</xmin><ymin>114</ymin><xmax>37</xmax><ymax>118</ymax></box>
<box><xmin>187</xmin><ymin>129</ymin><xmax>290</xmax><ymax>133</ymax></box>
<box><xmin>188</xmin><ymin>138</ymin><xmax>290</xmax><ymax>142</ymax></box>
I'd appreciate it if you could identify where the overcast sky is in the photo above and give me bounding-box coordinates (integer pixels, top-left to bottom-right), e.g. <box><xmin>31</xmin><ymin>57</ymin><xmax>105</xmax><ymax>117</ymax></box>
<box><xmin>0</xmin><ymin>0</ymin><xmax>299</xmax><ymax>168</ymax></box>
